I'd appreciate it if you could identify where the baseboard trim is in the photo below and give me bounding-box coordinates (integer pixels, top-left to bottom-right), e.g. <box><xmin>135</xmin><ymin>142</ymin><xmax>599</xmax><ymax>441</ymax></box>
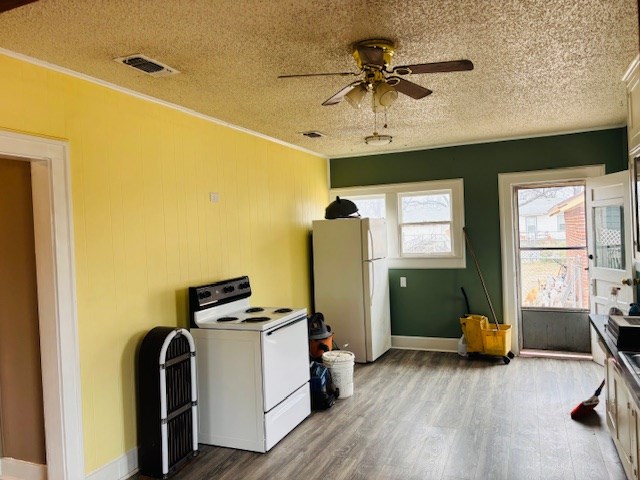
<box><xmin>519</xmin><ymin>349</ymin><xmax>592</xmax><ymax>361</ymax></box>
<box><xmin>0</xmin><ymin>457</ymin><xmax>47</xmax><ymax>480</ymax></box>
<box><xmin>85</xmin><ymin>448</ymin><xmax>138</xmax><ymax>480</ymax></box>
<box><xmin>391</xmin><ymin>335</ymin><xmax>459</xmax><ymax>353</ymax></box>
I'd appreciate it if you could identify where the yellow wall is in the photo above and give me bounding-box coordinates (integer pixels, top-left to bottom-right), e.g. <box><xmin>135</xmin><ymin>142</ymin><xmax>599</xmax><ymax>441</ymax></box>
<box><xmin>0</xmin><ymin>53</ymin><xmax>328</xmax><ymax>473</ymax></box>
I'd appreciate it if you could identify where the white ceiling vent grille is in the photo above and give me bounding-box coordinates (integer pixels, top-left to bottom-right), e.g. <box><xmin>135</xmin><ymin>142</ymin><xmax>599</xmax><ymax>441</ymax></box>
<box><xmin>114</xmin><ymin>54</ymin><xmax>179</xmax><ymax>77</ymax></box>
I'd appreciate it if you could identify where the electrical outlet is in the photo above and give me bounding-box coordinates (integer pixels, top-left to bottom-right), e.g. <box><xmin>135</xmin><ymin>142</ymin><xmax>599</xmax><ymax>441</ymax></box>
<box><xmin>400</xmin><ymin>277</ymin><xmax>407</xmax><ymax>287</ymax></box>
<box><xmin>209</xmin><ymin>192</ymin><xmax>219</xmax><ymax>203</ymax></box>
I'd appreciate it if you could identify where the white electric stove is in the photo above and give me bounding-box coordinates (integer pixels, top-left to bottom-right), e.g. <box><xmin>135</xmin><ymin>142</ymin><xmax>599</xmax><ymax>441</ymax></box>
<box><xmin>192</xmin><ymin>296</ymin><xmax>306</xmax><ymax>332</ymax></box>
<box><xmin>189</xmin><ymin>276</ymin><xmax>310</xmax><ymax>453</ymax></box>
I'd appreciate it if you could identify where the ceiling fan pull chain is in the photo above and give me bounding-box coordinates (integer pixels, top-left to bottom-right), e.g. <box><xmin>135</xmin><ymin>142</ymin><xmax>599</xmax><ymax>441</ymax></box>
<box><xmin>384</xmin><ymin>108</ymin><xmax>388</xmax><ymax>129</ymax></box>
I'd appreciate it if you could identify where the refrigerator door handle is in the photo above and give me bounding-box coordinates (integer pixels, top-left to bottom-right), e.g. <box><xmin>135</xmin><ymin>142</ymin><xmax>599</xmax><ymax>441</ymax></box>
<box><xmin>368</xmin><ymin>261</ymin><xmax>375</xmax><ymax>306</ymax></box>
<box><xmin>367</xmin><ymin>228</ymin><xmax>374</xmax><ymax>260</ymax></box>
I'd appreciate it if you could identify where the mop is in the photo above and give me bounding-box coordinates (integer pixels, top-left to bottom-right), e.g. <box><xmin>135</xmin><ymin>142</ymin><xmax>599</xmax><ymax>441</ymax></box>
<box><xmin>570</xmin><ymin>379</ymin><xmax>605</xmax><ymax>419</ymax></box>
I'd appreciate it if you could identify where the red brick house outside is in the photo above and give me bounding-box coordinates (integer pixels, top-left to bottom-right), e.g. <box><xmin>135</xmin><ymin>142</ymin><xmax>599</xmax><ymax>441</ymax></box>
<box><xmin>548</xmin><ymin>194</ymin><xmax>589</xmax><ymax>309</ymax></box>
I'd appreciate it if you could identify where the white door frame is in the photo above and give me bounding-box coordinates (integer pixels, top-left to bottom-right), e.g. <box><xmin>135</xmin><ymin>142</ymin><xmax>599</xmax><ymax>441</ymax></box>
<box><xmin>0</xmin><ymin>130</ymin><xmax>84</xmax><ymax>479</ymax></box>
<box><xmin>498</xmin><ymin>165</ymin><xmax>605</xmax><ymax>354</ymax></box>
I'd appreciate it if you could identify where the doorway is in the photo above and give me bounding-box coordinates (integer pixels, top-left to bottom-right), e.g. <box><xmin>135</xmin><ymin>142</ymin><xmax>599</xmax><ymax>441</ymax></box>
<box><xmin>514</xmin><ymin>183</ymin><xmax>590</xmax><ymax>352</ymax></box>
<box><xmin>0</xmin><ymin>131</ymin><xmax>84</xmax><ymax>479</ymax></box>
<box><xmin>498</xmin><ymin>165</ymin><xmax>605</xmax><ymax>355</ymax></box>
<box><xmin>0</xmin><ymin>157</ymin><xmax>47</xmax><ymax>466</ymax></box>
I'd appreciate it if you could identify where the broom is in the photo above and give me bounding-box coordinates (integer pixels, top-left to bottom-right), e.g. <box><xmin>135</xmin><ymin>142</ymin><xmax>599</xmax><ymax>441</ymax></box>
<box><xmin>570</xmin><ymin>379</ymin><xmax>605</xmax><ymax>419</ymax></box>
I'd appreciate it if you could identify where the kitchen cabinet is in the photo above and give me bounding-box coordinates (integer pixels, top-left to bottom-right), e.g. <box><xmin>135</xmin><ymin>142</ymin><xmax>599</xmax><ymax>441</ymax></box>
<box><xmin>606</xmin><ymin>352</ymin><xmax>640</xmax><ymax>479</ymax></box>
<box><xmin>607</xmin><ymin>354</ymin><xmax>619</xmax><ymax>433</ymax></box>
<box><xmin>624</xmin><ymin>55</ymin><xmax>640</xmax><ymax>153</ymax></box>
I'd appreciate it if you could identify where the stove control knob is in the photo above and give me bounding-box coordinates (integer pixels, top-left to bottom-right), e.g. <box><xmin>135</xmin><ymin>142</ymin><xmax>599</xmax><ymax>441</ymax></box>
<box><xmin>239</xmin><ymin>282</ymin><xmax>250</xmax><ymax>289</ymax></box>
<box><xmin>198</xmin><ymin>291</ymin><xmax>212</xmax><ymax>299</ymax></box>
<box><xmin>223</xmin><ymin>286</ymin><xmax>235</xmax><ymax>293</ymax></box>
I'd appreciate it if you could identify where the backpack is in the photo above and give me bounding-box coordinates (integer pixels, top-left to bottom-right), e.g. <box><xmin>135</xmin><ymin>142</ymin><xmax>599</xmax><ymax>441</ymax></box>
<box><xmin>309</xmin><ymin>361</ymin><xmax>339</xmax><ymax>410</ymax></box>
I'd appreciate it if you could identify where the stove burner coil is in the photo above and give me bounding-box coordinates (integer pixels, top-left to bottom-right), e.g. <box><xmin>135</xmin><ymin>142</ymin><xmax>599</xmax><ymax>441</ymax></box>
<box><xmin>242</xmin><ymin>316</ymin><xmax>271</xmax><ymax>323</ymax></box>
<box><xmin>245</xmin><ymin>307</ymin><xmax>265</xmax><ymax>313</ymax></box>
<box><xmin>216</xmin><ymin>316</ymin><xmax>238</xmax><ymax>322</ymax></box>
<box><xmin>274</xmin><ymin>308</ymin><xmax>293</xmax><ymax>313</ymax></box>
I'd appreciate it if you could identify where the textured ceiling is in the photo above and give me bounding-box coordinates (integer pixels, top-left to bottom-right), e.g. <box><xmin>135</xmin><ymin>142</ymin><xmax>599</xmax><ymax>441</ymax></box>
<box><xmin>0</xmin><ymin>0</ymin><xmax>638</xmax><ymax>158</ymax></box>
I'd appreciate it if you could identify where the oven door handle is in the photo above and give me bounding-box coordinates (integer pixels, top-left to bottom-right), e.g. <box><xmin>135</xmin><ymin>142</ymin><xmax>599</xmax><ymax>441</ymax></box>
<box><xmin>266</xmin><ymin>316</ymin><xmax>306</xmax><ymax>335</ymax></box>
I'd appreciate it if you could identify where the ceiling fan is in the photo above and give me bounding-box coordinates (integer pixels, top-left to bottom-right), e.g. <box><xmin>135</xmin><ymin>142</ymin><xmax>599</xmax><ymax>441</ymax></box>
<box><xmin>278</xmin><ymin>39</ymin><xmax>474</xmax><ymax>110</ymax></box>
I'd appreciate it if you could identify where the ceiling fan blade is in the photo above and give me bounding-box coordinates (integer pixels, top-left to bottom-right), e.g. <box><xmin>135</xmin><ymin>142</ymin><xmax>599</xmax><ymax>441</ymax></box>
<box><xmin>321</xmin><ymin>81</ymin><xmax>364</xmax><ymax>106</ymax></box>
<box><xmin>386</xmin><ymin>77</ymin><xmax>432</xmax><ymax>99</ymax></box>
<box><xmin>0</xmin><ymin>0</ymin><xmax>38</xmax><ymax>13</ymax></box>
<box><xmin>357</xmin><ymin>45</ymin><xmax>386</xmax><ymax>67</ymax></box>
<box><xmin>392</xmin><ymin>59</ymin><xmax>474</xmax><ymax>75</ymax></box>
<box><xmin>278</xmin><ymin>71</ymin><xmax>358</xmax><ymax>79</ymax></box>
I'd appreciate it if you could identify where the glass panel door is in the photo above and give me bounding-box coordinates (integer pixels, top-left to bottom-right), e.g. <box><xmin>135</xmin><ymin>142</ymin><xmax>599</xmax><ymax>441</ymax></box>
<box><xmin>516</xmin><ymin>183</ymin><xmax>590</xmax><ymax>352</ymax></box>
<box><xmin>517</xmin><ymin>185</ymin><xmax>589</xmax><ymax>309</ymax></box>
<box><xmin>592</xmin><ymin>205</ymin><xmax>624</xmax><ymax>269</ymax></box>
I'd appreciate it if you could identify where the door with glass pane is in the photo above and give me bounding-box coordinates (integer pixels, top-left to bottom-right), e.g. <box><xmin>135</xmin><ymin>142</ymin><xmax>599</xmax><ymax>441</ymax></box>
<box><xmin>516</xmin><ymin>183</ymin><xmax>591</xmax><ymax>352</ymax></box>
<box><xmin>586</xmin><ymin>171</ymin><xmax>635</xmax><ymax>316</ymax></box>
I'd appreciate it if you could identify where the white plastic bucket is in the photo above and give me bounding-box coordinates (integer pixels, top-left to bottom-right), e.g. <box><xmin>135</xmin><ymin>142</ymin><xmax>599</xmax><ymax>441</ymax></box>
<box><xmin>322</xmin><ymin>351</ymin><xmax>355</xmax><ymax>398</ymax></box>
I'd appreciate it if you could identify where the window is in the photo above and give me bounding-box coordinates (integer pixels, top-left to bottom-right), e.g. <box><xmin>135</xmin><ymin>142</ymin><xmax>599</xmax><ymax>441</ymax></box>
<box><xmin>516</xmin><ymin>184</ymin><xmax>588</xmax><ymax>309</ymax></box>
<box><xmin>347</xmin><ymin>194</ymin><xmax>385</xmax><ymax>219</ymax></box>
<box><xmin>399</xmin><ymin>191</ymin><xmax>452</xmax><ymax>256</ymax></box>
<box><xmin>334</xmin><ymin>179</ymin><xmax>465</xmax><ymax>269</ymax></box>
<box><xmin>525</xmin><ymin>216</ymin><xmax>537</xmax><ymax>234</ymax></box>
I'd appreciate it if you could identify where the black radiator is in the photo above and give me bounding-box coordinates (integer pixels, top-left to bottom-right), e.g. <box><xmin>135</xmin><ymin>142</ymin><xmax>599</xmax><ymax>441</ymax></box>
<box><xmin>138</xmin><ymin>327</ymin><xmax>198</xmax><ymax>478</ymax></box>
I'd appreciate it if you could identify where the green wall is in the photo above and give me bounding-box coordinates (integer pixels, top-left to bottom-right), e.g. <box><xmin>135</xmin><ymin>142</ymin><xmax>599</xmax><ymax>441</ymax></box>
<box><xmin>330</xmin><ymin>128</ymin><xmax>628</xmax><ymax>338</ymax></box>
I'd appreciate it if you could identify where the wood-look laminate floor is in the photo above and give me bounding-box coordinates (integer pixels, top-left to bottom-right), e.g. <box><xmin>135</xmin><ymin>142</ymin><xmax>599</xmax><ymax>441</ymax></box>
<box><xmin>136</xmin><ymin>349</ymin><xmax>626</xmax><ymax>480</ymax></box>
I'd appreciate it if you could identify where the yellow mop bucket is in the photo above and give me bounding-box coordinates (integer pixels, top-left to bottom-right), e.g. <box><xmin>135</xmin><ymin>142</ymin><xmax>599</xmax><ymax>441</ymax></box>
<box><xmin>459</xmin><ymin>314</ymin><xmax>488</xmax><ymax>353</ymax></box>
<box><xmin>462</xmin><ymin>228</ymin><xmax>514</xmax><ymax>364</ymax></box>
<box><xmin>481</xmin><ymin>324</ymin><xmax>512</xmax><ymax>357</ymax></box>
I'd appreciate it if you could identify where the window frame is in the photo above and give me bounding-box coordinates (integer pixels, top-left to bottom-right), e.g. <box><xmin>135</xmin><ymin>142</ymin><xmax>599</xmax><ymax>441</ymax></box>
<box><xmin>397</xmin><ymin>189</ymin><xmax>454</xmax><ymax>258</ymax></box>
<box><xmin>332</xmin><ymin>178</ymin><xmax>466</xmax><ymax>269</ymax></box>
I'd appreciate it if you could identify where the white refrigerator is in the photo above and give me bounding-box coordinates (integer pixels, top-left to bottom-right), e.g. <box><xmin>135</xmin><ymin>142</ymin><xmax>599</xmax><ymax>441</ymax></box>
<box><xmin>312</xmin><ymin>217</ymin><xmax>391</xmax><ymax>362</ymax></box>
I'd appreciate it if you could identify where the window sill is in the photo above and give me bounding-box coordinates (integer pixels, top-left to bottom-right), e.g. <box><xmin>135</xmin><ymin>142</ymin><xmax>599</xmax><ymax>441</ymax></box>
<box><xmin>388</xmin><ymin>256</ymin><xmax>466</xmax><ymax>269</ymax></box>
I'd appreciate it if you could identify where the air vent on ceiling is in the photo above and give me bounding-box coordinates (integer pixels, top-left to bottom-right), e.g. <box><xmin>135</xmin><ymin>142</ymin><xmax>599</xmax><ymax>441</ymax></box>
<box><xmin>300</xmin><ymin>131</ymin><xmax>325</xmax><ymax>138</ymax></box>
<box><xmin>114</xmin><ymin>54</ymin><xmax>179</xmax><ymax>77</ymax></box>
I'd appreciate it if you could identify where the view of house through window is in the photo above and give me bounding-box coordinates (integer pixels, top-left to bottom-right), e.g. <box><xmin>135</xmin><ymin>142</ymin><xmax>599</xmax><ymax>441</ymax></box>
<box><xmin>399</xmin><ymin>191</ymin><xmax>452</xmax><ymax>255</ymax></box>
<box><xmin>517</xmin><ymin>184</ymin><xmax>589</xmax><ymax>310</ymax></box>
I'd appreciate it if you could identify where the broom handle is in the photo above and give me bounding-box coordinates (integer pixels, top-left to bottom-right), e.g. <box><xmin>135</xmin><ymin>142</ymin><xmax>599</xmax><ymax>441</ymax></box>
<box><xmin>463</xmin><ymin>227</ymin><xmax>500</xmax><ymax>329</ymax></box>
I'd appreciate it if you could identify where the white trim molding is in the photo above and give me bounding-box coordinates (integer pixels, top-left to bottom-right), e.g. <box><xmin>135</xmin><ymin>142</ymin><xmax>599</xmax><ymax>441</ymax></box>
<box><xmin>391</xmin><ymin>335</ymin><xmax>459</xmax><ymax>352</ymax></box>
<box><xmin>622</xmin><ymin>53</ymin><xmax>640</xmax><ymax>82</ymax></box>
<box><xmin>497</xmin><ymin>165</ymin><xmax>605</xmax><ymax>355</ymax></box>
<box><xmin>0</xmin><ymin>130</ymin><xmax>84</xmax><ymax>480</ymax></box>
<box><xmin>0</xmin><ymin>457</ymin><xmax>47</xmax><ymax>480</ymax></box>
<box><xmin>85</xmin><ymin>448</ymin><xmax>138</xmax><ymax>480</ymax></box>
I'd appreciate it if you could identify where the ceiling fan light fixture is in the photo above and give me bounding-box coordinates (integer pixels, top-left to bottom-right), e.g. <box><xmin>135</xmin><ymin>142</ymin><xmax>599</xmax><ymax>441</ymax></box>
<box><xmin>364</xmin><ymin>132</ymin><xmax>393</xmax><ymax>146</ymax></box>
<box><xmin>345</xmin><ymin>84</ymin><xmax>367</xmax><ymax>108</ymax></box>
<box><xmin>373</xmin><ymin>81</ymin><xmax>398</xmax><ymax>112</ymax></box>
